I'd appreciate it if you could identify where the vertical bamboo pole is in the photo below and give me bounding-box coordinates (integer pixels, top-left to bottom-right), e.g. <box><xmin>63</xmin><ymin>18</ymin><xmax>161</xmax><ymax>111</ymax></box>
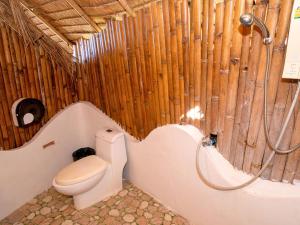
<box><xmin>200</xmin><ymin>0</ymin><xmax>208</xmax><ymax>131</ymax></box>
<box><xmin>261</xmin><ymin>81</ymin><xmax>290</xmax><ymax>179</ymax></box>
<box><xmin>243</xmin><ymin>0</ymin><xmax>281</xmax><ymax>172</ymax></box>
<box><xmin>0</xmin><ymin>23</ymin><xmax>21</xmax><ymax>147</ymax></box>
<box><xmin>229</xmin><ymin>0</ymin><xmax>253</xmax><ymax>164</ymax></box>
<box><xmin>234</xmin><ymin>1</ymin><xmax>266</xmax><ymax>169</ymax></box>
<box><xmin>205</xmin><ymin>0</ymin><xmax>215</xmax><ymax>135</ymax></box>
<box><xmin>193</xmin><ymin>0</ymin><xmax>202</xmax><ymax>128</ymax></box>
<box><xmin>169</xmin><ymin>0</ymin><xmax>181</xmax><ymax>123</ymax></box>
<box><xmin>182</xmin><ymin>0</ymin><xmax>190</xmax><ymax>119</ymax></box>
<box><xmin>217</xmin><ymin>0</ymin><xmax>234</xmax><ymax>154</ymax></box>
<box><xmin>175</xmin><ymin>0</ymin><xmax>185</xmax><ymax>117</ymax></box>
<box><xmin>162</xmin><ymin>0</ymin><xmax>175</xmax><ymax>123</ymax></box>
<box><xmin>283</xmin><ymin>102</ymin><xmax>300</xmax><ymax>182</ymax></box>
<box><xmin>270</xmin><ymin>83</ymin><xmax>297</xmax><ymax>181</ymax></box>
<box><xmin>10</xmin><ymin>29</ymin><xmax>30</xmax><ymax>141</ymax></box>
<box><xmin>119</xmin><ymin>20</ymin><xmax>137</xmax><ymax>136</ymax></box>
<box><xmin>221</xmin><ymin>0</ymin><xmax>245</xmax><ymax>159</ymax></box>
<box><xmin>158</xmin><ymin>1</ymin><xmax>171</xmax><ymax>124</ymax></box>
<box><xmin>211</xmin><ymin>2</ymin><xmax>224</xmax><ymax>134</ymax></box>
<box><xmin>134</xmin><ymin>10</ymin><xmax>149</xmax><ymax>133</ymax></box>
<box><xmin>125</xmin><ymin>16</ymin><xmax>144</xmax><ymax>138</ymax></box>
<box><xmin>151</xmin><ymin>3</ymin><xmax>166</xmax><ymax>125</ymax></box>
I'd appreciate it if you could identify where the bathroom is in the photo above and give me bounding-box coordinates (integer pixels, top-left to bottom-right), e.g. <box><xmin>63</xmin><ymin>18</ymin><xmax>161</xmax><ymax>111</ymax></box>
<box><xmin>0</xmin><ymin>0</ymin><xmax>300</xmax><ymax>224</ymax></box>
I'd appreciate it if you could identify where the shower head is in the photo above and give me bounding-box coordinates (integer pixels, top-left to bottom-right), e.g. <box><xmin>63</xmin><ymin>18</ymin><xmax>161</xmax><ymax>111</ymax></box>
<box><xmin>240</xmin><ymin>13</ymin><xmax>272</xmax><ymax>44</ymax></box>
<box><xmin>240</xmin><ymin>13</ymin><xmax>254</xmax><ymax>26</ymax></box>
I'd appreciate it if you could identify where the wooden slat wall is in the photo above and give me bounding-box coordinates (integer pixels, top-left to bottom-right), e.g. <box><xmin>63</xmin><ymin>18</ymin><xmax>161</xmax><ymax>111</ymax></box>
<box><xmin>0</xmin><ymin>21</ymin><xmax>77</xmax><ymax>150</ymax></box>
<box><xmin>73</xmin><ymin>0</ymin><xmax>300</xmax><ymax>183</ymax></box>
<box><xmin>1</xmin><ymin>0</ymin><xmax>300</xmax><ymax>183</ymax></box>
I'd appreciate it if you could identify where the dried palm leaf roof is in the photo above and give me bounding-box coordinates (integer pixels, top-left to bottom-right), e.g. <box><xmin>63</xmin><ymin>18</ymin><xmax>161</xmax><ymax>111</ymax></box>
<box><xmin>19</xmin><ymin>0</ymin><xmax>156</xmax><ymax>53</ymax></box>
<box><xmin>0</xmin><ymin>0</ymin><xmax>157</xmax><ymax>74</ymax></box>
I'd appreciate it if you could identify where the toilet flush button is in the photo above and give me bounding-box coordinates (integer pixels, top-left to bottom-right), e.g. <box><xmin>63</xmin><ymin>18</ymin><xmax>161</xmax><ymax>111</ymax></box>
<box><xmin>96</xmin><ymin>128</ymin><xmax>124</xmax><ymax>143</ymax></box>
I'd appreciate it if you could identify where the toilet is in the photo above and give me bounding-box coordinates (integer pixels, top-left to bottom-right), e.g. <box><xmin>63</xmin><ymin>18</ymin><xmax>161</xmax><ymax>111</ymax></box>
<box><xmin>52</xmin><ymin>128</ymin><xmax>127</xmax><ymax>209</ymax></box>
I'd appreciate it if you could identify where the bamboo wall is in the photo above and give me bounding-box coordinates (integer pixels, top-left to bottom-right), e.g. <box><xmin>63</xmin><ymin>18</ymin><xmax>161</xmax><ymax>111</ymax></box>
<box><xmin>74</xmin><ymin>0</ymin><xmax>300</xmax><ymax>183</ymax></box>
<box><xmin>1</xmin><ymin>0</ymin><xmax>300</xmax><ymax>183</ymax></box>
<box><xmin>0</xmin><ymin>21</ymin><xmax>77</xmax><ymax>150</ymax></box>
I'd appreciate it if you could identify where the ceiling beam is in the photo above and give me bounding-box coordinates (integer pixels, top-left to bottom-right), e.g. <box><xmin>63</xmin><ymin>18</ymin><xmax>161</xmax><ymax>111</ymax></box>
<box><xmin>20</xmin><ymin>1</ymin><xmax>73</xmax><ymax>46</ymax></box>
<box><xmin>64</xmin><ymin>0</ymin><xmax>102</xmax><ymax>33</ymax></box>
<box><xmin>117</xmin><ymin>0</ymin><xmax>136</xmax><ymax>17</ymax></box>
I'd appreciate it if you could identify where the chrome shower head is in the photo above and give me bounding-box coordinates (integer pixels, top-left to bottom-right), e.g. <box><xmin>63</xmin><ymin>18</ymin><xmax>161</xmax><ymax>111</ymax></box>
<box><xmin>240</xmin><ymin>13</ymin><xmax>254</xmax><ymax>26</ymax></box>
<box><xmin>240</xmin><ymin>13</ymin><xmax>272</xmax><ymax>44</ymax></box>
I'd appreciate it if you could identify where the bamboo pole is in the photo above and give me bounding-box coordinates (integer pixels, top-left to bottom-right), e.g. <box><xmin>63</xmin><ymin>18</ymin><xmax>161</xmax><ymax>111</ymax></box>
<box><xmin>147</xmin><ymin>6</ymin><xmax>161</xmax><ymax>127</ymax></box>
<box><xmin>221</xmin><ymin>0</ymin><xmax>245</xmax><ymax>159</ymax></box>
<box><xmin>200</xmin><ymin>0</ymin><xmax>208</xmax><ymax>131</ymax></box>
<box><xmin>162</xmin><ymin>0</ymin><xmax>175</xmax><ymax>123</ymax></box>
<box><xmin>270</xmin><ymin>83</ymin><xmax>297</xmax><ymax>181</ymax></box>
<box><xmin>234</xmin><ymin>1</ymin><xmax>266</xmax><ymax>169</ymax></box>
<box><xmin>205</xmin><ymin>0</ymin><xmax>215</xmax><ymax>135</ymax></box>
<box><xmin>0</xmin><ymin>41</ymin><xmax>13</xmax><ymax>148</ymax></box>
<box><xmin>0</xmin><ymin>23</ymin><xmax>21</xmax><ymax>147</ymax></box>
<box><xmin>151</xmin><ymin>3</ymin><xmax>166</xmax><ymax>125</ymax></box>
<box><xmin>193</xmin><ymin>0</ymin><xmax>202</xmax><ymax>128</ymax></box>
<box><xmin>182</xmin><ymin>0</ymin><xmax>189</xmax><ymax>120</ymax></box>
<box><xmin>125</xmin><ymin>16</ymin><xmax>144</xmax><ymax>138</ymax></box>
<box><xmin>188</xmin><ymin>0</ymin><xmax>195</xmax><ymax>125</ymax></box>
<box><xmin>228</xmin><ymin>0</ymin><xmax>252</xmax><ymax>163</ymax></box>
<box><xmin>143</xmin><ymin>7</ymin><xmax>159</xmax><ymax>128</ymax></box>
<box><xmin>242</xmin><ymin>0</ymin><xmax>281</xmax><ymax>173</ymax></box>
<box><xmin>119</xmin><ymin>20</ymin><xmax>137</xmax><ymax>136</ymax></box>
<box><xmin>283</xmin><ymin>100</ymin><xmax>300</xmax><ymax>182</ymax></box>
<box><xmin>211</xmin><ymin>2</ymin><xmax>224</xmax><ymax>134</ymax></box>
<box><xmin>260</xmin><ymin>81</ymin><xmax>290</xmax><ymax>179</ymax></box>
<box><xmin>217</xmin><ymin>0</ymin><xmax>234</xmax><ymax>154</ymax></box>
<box><xmin>168</xmin><ymin>0</ymin><xmax>181</xmax><ymax>123</ymax></box>
<box><xmin>9</xmin><ymin>28</ymin><xmax>29</xmax><ymax>141</ymax></box>
<box><xmin>109</xmin><ymin>20</ymin><xmax>129</xmax><ymax>130</ymax></box>
<box><xmin>157</xmin><ymin>1</ymin><xmax>170</xmax><ymax>124</ymax></box>
<box><xmin>175</xmin><ymin>0</ymin><xmax>185</xmax><ymax>117</ymax></box>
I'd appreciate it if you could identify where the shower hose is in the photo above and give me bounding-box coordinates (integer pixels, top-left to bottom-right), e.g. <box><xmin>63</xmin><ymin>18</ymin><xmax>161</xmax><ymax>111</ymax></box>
<box><xmin>196</xmin><ymin>40</ymin><xmax>300</xmax><ymax>191</ymax></box>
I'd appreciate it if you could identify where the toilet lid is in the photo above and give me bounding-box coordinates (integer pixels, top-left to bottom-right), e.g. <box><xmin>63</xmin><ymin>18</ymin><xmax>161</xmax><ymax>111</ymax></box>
<box><xmin>55</xmin><ymin>156</ymin><xmax>108</xmax><ymax>186</ymax></box>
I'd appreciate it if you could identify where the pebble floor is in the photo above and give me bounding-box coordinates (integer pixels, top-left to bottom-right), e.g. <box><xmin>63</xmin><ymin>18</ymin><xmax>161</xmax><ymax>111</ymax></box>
<box><xmin>1</xmin><ymin>181</ymin><xmax>190</xmax><ymax>225</ymax></box>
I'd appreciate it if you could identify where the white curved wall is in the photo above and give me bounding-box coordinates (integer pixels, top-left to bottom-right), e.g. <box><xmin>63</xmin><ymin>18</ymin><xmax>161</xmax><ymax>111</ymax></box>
<box><xmin>0</xmin><ymin>102</ymin><xmax>128</xmax><ymax>220</ymax></box>
<box><xmin>125</xmin><ymin>125</ymin><xmax>300</xmax><ymax>225</ymax></box>
<box><xmin>1</xmin><ymin>101</ymin><xmax>300</xmax><ymax>225</ymax></box>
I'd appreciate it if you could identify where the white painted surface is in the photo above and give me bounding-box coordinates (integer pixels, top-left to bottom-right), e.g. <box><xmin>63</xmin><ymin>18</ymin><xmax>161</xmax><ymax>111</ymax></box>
<box><xmin>283</xmin><ymin>0</ymin><xmax>300</xmax><ymax>79</ymax></box>
<box><xmin>0</xmin><ymin>102</ymin><xmax>128</xmax><ymax>220</ymax></box>
<box><xmin>125</xmin><ymin>125</ymin><xmax>300</xmax><ymax>225</ymax></box>
<box><xmin>1</xmin><ymin>101</ymin><xmax>300</xmax><ymax>225</ymax></box>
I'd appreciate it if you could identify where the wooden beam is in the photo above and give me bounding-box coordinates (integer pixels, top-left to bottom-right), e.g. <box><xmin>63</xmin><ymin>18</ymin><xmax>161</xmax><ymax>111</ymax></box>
<box><xmin>117</xmin><ymin>0</ymin><xmax>136</xmax><ymax>17</ymax></box>
<box><xmin>64</xmin><ymin>0</ymin><xmax>102</xmax><ymax>33</ymax></box>
<box><xmin>20</xmin><ymin>1</ymin><xmax>73</xmax><ymax>46</ymax></box>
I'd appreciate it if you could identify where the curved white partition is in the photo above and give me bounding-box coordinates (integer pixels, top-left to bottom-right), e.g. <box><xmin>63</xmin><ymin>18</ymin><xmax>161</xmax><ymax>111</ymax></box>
<box><xmin>1</xmin><ymin>101</ymin><xmax>300</xmax><ymax>225</ymax></box>
<box><xmin>0</xmin><ymin>102</ymin><xmax>129</xmax><ymax>220</ymax></box>
<box><xmin>125</xmin><ymin>125</ymin><xmax>300</xmax><ymax>225</ymax></box>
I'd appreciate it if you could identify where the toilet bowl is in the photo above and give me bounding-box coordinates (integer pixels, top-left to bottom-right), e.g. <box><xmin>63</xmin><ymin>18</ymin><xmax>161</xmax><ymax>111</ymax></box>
<box><xmin>52</xmin><ymin>128</ymin><xmax>127</xmax><ymax>209</ymax></box>
<box><xmin>53</xmin><ymin>156</ymin><xmax>108</xmax><ymax>196</ymax></box>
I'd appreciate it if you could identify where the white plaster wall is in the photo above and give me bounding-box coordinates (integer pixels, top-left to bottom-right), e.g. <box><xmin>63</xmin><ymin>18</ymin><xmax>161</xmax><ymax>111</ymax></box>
<box><xmin>125</xmin><ymin>125</ymin><xmax>300</xmax><ymax>225</ymax></box>
<box><xmin>0</xmin><ymin>102</ymin><xmax>127</xmax><ymax>220</ymax></box>
<box><xmin>1</xmin><ymin>101</ymin><xmax>300</xmax><ymax>225</ymax></box>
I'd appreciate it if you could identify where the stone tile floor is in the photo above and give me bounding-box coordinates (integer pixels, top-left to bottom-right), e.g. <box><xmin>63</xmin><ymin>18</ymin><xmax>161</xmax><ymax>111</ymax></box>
<box><xmin>1</xmin><ymin>181</ymin><xmax>189</xmax><ymax>225</ymax></box>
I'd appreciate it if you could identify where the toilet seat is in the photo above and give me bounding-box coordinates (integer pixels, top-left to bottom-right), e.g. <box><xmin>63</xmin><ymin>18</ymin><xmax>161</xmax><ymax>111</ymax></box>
<box><xmin>55</xmin><ymin>155</ymin><xmax>108</xmax><ymax>186</ymax></box>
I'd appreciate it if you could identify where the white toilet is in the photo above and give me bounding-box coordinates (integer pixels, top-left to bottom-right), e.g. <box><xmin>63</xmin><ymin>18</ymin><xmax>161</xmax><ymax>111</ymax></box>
<box><xmin>52</xmin><ymin>128</ymin><xmax>127</xmax><ymax>209</ymax></box>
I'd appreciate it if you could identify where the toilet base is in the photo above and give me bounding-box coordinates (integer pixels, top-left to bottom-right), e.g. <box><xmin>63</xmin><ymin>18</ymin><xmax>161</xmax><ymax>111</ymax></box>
<box><xmin>73</xmin><ymin>166</ymin><xmax>123</xmax><ymax>209</ymax></box>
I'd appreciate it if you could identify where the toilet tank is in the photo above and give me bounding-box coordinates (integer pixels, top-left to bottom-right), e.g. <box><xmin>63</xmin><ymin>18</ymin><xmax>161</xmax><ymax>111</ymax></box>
<box><xmin>95</xmin><ymin>128</ymin><xmax>127</xmax><ymax>166</ymax></box>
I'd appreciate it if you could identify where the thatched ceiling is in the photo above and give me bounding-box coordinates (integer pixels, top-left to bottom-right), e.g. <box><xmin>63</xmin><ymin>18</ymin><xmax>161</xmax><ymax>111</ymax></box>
<box><xmin>0</xmin><ymin>0</ymin><xmax>156</xmax><ymax>54</ymax></box>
